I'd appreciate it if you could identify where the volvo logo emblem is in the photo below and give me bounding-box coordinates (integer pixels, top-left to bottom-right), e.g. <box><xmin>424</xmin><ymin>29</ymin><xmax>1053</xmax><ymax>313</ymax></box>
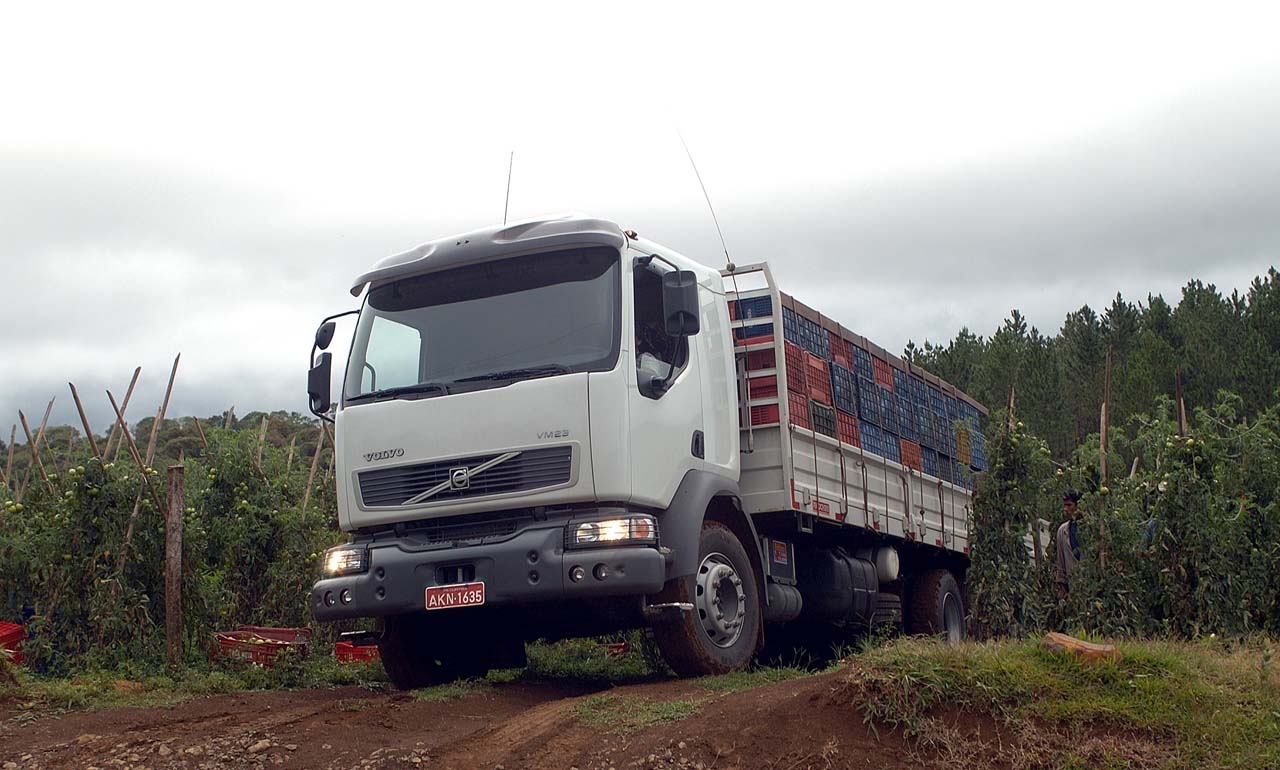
<box><xmin>449</xmin><ymin>467</ymin><xmax>470</xmax><ymax>490</ymax></box>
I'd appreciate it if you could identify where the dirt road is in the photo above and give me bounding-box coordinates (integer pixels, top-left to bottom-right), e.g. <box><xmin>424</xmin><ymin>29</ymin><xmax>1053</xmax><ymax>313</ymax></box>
<box><xmin>0</xmin><ymin>672</ymin><xmax>911</xmax><ymax>770</ymax></box>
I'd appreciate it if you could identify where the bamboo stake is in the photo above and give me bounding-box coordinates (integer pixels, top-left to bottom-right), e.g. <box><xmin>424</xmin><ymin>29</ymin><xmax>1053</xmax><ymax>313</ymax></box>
<box><xmin>62</xmin><ymin>432</ymin><xmax>75</xmax><ymax>473</ymax></box>
<box><xmin>18</xmin><ymin>399</ymin><xmax>56</xmax><ymax>498</ymax></box>
<box><xmin>300</xmin><ymin>424</ymin><xmax>326</xmax><ymax>515</ymax></box>
<box><xmin>1098</xmin><ymin>347</ymin><xmax>1112</xmax><ymax>571</ymax></box>
<box><xmin>104</xmin><ymin>367</ymin><xmax>142</xmax><ymax>460</ymax></box>
<box><xmin>255</xmin><ymin>415</ymin><xmax>269</xmax><ymax>470</ymax></box>
<box><xmin>1129</xmin><ymin>455</ymin><xmax>1141</xmax><ymax>480</ymax></box>
<box><xmin>223</xmin><ymin>406</ymin><xmax>235</xmax><ymax>430</ymax></box>
<box><xmin>106</xmin><ymin>390</ymin><xmax>165</xmax><ymax>516</ymax></box>
<box><xmin>144</xmin><ymin>354</ymin><xmax>181</xmax><ymax>466</ymax></box>
<box><xmin>19</xmin><ymin>410</ymin><xmax>55</xmax><ymax>495</ymax></box>
<box><xmin>285</xmin><ymin>435</ymin><xmax>297</xmax><ymax>473</ymax></box>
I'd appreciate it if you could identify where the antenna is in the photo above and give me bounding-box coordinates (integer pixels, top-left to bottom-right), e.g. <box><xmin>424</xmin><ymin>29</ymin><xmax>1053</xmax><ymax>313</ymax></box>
<box><xmin>678</xmin><ymin>131</ymin><xmax>734</xmax><ymax>271</ymax></box>
<box><xmin>503</xmin><ymin>150</ymin><xmax>514</xmax><ymax>225</ymax></box>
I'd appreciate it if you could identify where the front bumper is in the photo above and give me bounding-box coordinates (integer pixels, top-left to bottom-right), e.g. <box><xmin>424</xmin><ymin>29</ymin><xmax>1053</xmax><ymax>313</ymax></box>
<box><xmin>311</xmin><ymin>521</ymin><xmax>667</xmax><ymax>622</ymax></box>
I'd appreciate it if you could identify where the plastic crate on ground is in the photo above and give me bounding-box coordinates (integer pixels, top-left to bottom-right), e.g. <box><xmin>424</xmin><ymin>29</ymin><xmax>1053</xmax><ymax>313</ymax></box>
<box><xmin>0</xmin><ymin>621</ymin><xmax>24</xmax><ymax>666</ymax></box>
<box><xmin>335</xmin><ymin>641</ymin><xmax>380</xmax><ymax>663</ymax></box>
<box><xmin>212</xmin><ymin>626</ymin><xmax>312</xmax><ymax>667</ymax></box>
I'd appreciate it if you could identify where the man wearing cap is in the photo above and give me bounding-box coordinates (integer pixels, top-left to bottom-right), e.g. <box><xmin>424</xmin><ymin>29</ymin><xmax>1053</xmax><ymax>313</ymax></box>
<box><xmin>1055</xmin><ymin>489</ymin><xmax>1083</xmax><ymax>598</ymax></box>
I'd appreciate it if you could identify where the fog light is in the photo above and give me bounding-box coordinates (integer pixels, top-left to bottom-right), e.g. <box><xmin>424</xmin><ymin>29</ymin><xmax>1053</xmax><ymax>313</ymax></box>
<box><xmin>593</xmin><ymin>564</ymin><xmax>609</xmax><ymax>581</ymax></box>
<box><xmin>340</xmin><ymin>589</ymin><xmax>353</xmax><ymax>605</ymax></box>
<box><xmin>324</xmin><ymin>591</ymin><xmax>335</xmax><ymax>607</ymax></box>
<box><xmin>568</xmin><ymin>515</ymin><xmax>658</xmax><ymax>548</ymax></box>
<box><xmin>569</xmin><ymin>565</ymin><xmax>586</xmax><ymax>582</ymax></box>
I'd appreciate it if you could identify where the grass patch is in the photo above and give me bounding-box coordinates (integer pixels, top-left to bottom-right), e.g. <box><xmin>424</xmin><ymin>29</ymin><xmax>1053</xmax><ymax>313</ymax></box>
<box><xmin>695</xmin><ymin>664</ymin><xmax>810</xmax><ymax>693</ymax></box>
<box><xmin>847</xmin><ymin>636</ymin><xmax>1280</xmax><ymax>770</ymax></box>
<box><xmin>571</xmin><ymin>692</ymin><xmax>700</xmax><ymax>734</ymax></box>
<box><xmin>411</xmin><ymin>678</ymin><xmax>493</xmax><ymax>701</ymax></box>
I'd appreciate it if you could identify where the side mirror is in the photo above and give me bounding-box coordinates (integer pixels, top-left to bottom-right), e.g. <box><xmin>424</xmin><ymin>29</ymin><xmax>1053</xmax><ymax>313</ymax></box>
<box><xmin>308</xmin><ymin>352</ymin><xmax>333</xmax><ymax>416</ymax></box>
<box><xmin>662</xmin><ymin>270</ymin><xmax>700</xmax><ymax>336</ymax></box>
<box><xmin>315</xmin><ymin>321</ymin><xmax>337</xmax><ymax>351</ymax></box>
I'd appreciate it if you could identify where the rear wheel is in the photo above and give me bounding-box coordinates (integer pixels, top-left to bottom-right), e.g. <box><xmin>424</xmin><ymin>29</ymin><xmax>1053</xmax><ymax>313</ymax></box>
<box><xmin>651</xmin><ymin>521</ymin><xmax>762</xmax><ymax>676</ymax></box>
<box><xmin>908</xmin><ymin>568</ymin><xmax>966</xmax><ymax>643</ymax></box>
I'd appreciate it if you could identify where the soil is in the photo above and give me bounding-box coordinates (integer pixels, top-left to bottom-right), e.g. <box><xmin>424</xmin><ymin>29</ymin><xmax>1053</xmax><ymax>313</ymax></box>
<box><xmin>0</xmin><ymin>671</ymin><xmax>927</xmax><ymax>770</ymax></box>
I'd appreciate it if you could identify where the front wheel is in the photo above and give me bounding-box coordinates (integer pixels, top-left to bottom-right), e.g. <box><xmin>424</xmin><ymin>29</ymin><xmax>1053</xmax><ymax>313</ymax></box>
<box><xmin>651</xmin><ymin>521</ymin><xmax>762</xmax><ymax>676</ymax></box>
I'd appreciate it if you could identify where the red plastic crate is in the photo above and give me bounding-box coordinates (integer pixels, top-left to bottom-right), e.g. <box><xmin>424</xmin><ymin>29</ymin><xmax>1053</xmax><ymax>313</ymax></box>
<box><xmin>787</xmin><ymin>391</ymin><xmax>811</xmax><ymax>430</ymax></box>
<box><xmin>873</xmin><ymin>358</ymin><xmax>895</xmax><ymax>391</ymax></box>
<box><xmin>212</xmin><ymin>626</ymin><xmax>311</xmax><ymax>667</ymax></box>
<box><xmin>748</xmin><ymin>375</ymin><xmax>778</xmax><ymax>399</ymax></box>
<box><xmin>0</xmin><ymin>621</ymin><xmax>24</xmax><ymax>666</ymax></box>
<box><xmin>837</xmin><ymin>411</ymin><xmax>861</xmax><ymax>447</ymax></box>
<box><xmin>804</xmin><ymin>354</ymin><xmax>832</xmax><ymax>405</ymax></box>
<box><xmin>750</xmin><ymin>403</ymin><xmax>780</xmax><ymax>426</ymax></box>
<box><xmin>335</xmin><ymin>640</ymin><xmax>381</xmax><ymax>663</ymax></box>
<box><xmin>900</xmin><ymin>439</ymin><xmax>922</xmax><ymax>471</ymax></box>
<box><xmin>783</xmin><ymin>342</ymin><xmax>807</xmax><ymax>394</ymax></box>
<box><xmin>831</xmin><ymin>336</ymin><xmax>855</xmax><ymax>369</ymax></box>
<box><xmin>745</xmin><ymin>348</ymin><xmax>776</xmax><ymax>372</ymax></box>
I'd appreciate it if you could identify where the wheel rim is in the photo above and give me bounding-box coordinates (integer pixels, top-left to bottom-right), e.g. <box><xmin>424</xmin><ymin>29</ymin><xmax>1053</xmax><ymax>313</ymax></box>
<box><xmin>942</xmin><ymin>592</ymin><xmax>964</xmax><ymax>643</ymax></box>
<box><xmin>695</xmin><ymin>552</ymin><xmax>746</xmax><ymax>648</ymax></box>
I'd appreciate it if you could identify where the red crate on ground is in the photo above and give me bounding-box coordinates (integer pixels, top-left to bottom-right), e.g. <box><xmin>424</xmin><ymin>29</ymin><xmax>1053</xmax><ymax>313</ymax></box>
<box><xmin>750</xmin><ymin>403</ymin><xmax>780</xmax><ymax>426</ymax></box>
<box><xmin>830</xmin><ymin>336</ymin><xmax>855</xmax><ymax>369</ymax></box>
<box><xmin>837</xmin><ymin>411</ymin><xmax>860</xmax><ymax>447</ymax></box>
<box><xmin>873</xmin><ymin>358</ymin><xmax>895</xmax><ymax>391</ymax></box>
<box><xmin>804</xmin><ymin>354</ymin><xmax>832</xmax><ymax>405</ymax></box>
<box><xmin>900</xmin><ymin>439</ymin><xmax>922</xmax><ymax>471</ymax></box>
<box><xmin>784</xmin><ymin>342</ymin><xmax>807</xmax><ymax>393</ymax></box>
<box><xmin>212</xmin><ymin>626</ymin><xmax>312</xmax><ymax>667</ymax></box>
<box><xmin>0</xmin><ymin>621</ymin><xmax>25</xmax><ymax>666</ymax></box>
<box><xmin>787</xmin><ymin>391</ymin><xmax>811</xmax><ymax>429</ymax></box>
<box><xmin>335</xmin><ymin>640</ymin><xmax>381</xmax><ymax>663</ymax></box>
<box><xmin>748</xmin><ymin>375</ymin><xmax>778</xmax><ymax>399</ymax></box>
<box><xmin>745</xmin><ymin>348</ymin><xmax>776</xmax><ymax>372</ymax></box>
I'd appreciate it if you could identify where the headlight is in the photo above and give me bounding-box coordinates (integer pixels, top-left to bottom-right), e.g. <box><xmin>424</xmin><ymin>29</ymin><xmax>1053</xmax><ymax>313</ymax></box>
<box><xmin>323</xmin><ymin>546</ymin><xmax>368</xmax><ymax>576</ymax></box>
<box><xmin>568</xmin><ymin>515</ymin><xmax>657</xmax><ymax>548</ymax></box>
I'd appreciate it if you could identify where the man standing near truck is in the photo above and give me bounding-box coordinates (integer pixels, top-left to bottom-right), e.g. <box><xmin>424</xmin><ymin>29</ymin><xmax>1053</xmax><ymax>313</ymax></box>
<box><xmin>1055</xmin><ymin>489</ymin><xmax>1083</xmax><ymax>598</ymax></box>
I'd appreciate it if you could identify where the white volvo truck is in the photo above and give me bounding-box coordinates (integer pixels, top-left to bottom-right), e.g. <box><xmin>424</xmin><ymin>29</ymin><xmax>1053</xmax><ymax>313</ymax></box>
<box><xmin>307</xmin><ymin>215</ymin><xmax>985</xmax><ymax>688</ymax></box>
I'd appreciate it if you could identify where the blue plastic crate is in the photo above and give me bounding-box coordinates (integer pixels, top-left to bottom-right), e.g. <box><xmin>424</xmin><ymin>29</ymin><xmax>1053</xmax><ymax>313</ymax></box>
<box><xmin>782</xmin><ymin>307</ymin><xmax>799</xmax><ymax>342</ymax></box>
<box><xmin>735</xmin><ymin>295</ymin><xmax>773</xmax><ymax>320</ymax></box>
<box><xmin>734</xmin><ymin>322</ymin><xmax>772</xmax><ymax>341</ymax></box>
<box><xmin>830</xmin><ymin>363</ymin><xmax>858</xmax><ymax>415</ymax></box>
<box><xmin>882</xmin><ymin>434</ymin><xmax>901</xmax><ymax>464</ymax></box>
<box><xmin>928</xmin><ymin>386</ymin><xmax>945</xmax><ymax>414</ymax></box>
<box><xmin>944</xmin><ymin>394</ymin><xmax>959</xmax><ymax>422</ymax></box>
<box><xmin>896</xmin><ymin>395</ymin><xmax>916</xmax><ymax>442</ymax></box>
<box><xmin>859</xmin><ymin>421</ymin><xmax>883</xmax><ymax>457</ymax></box>
<box><xmin>893</xmin><ymin>368</ymin><xmax>909</xmax><ymax>392</ymax></box>
<box><xmin>879</xmin><ymin>388</ymin><xmax>898</xmax><ymax>435</ymax></box>
<box><xmin>922</xmin><ymin>446</ymin><xmax>939</xmax><ymax>477</ymax></box>
<box><xmin>856</xmin><ymin>376</ymin><xmax>881</xmax><ymax>425</ymax></box>
<box><xmin>853</xmin><ymin>347</ymin><xmax>874</xmax><ymax>380</ymax></box>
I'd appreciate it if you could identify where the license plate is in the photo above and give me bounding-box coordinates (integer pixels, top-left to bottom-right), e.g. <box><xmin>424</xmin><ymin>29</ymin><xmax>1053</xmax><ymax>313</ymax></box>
<box><xmin>425</xmin><ymin>582</ymin><xmax>485</xmax><ymax>611</ymax></box>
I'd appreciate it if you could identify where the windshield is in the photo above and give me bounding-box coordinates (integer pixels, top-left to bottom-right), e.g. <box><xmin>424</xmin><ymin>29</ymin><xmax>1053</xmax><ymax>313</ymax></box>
<box><xmin>343</xmin><ymin>246</ymin><xmax>621</xmax><ymax>401</ymax></box>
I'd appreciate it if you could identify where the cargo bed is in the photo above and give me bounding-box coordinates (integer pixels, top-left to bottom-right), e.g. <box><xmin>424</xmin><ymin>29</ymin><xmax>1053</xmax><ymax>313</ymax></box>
<box><xmin>724</xmin><ymin>264</ymin><xmax>989</xmax><ymax>557</ymax></box>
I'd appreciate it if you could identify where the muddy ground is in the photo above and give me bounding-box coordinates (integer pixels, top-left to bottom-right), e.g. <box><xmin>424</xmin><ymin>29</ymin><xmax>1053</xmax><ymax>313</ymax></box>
<box><xmin>0</xmin><ymin>671</ymin><xmax>919</xmax><ymax>770</ymax></box>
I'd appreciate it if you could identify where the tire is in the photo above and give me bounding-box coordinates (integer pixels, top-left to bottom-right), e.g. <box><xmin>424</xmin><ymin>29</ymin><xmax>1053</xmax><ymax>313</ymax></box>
<box><xmin>651</xmin><ymin>521</ymin><xmax>762</xmax><ymax>676</ymax></box>
<box><xmin>908</xmin><ymin>568</ymin><xmax>966</xmax><ymax>643</ymax></box>
<box><xmin>379</xmin><ymin>614</ymin><xmax>500</xmax><ymax>689</ymax></box>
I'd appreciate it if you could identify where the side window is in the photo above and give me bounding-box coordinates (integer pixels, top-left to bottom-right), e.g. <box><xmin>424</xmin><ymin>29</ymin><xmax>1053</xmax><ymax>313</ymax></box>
<box><xmin>633</xmin><ymin>265</ymin><xmax>688</xmax><ymax>388</ymax></box>
<box><xmin>360</xmin><ymin>316</ymin><xmax>422</xmax><ymax>393</ymax></box>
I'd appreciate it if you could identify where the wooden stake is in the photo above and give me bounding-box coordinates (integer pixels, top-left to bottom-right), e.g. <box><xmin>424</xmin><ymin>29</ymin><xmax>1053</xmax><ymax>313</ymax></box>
<box><xmin>1129</xmin><ymin>455</ymin><xmax>1141</xmax><ymax>480</ymax></box>
<box><xmin>104</xmin><ymin>367</ymin><xmax>142</xmax><ymax>459</ymax></box>
<box><xmin>19</xmin><ymin>401</ymin><xmax>56</xmax><ymax>496</ymax></box>
<box><xmin>223</xmin><ymin>407</ymin><xmax>235</xmax><ymax>430</ymax></box>
<box><xmin>1006</xmin><ymin>385</ymin><xmax>1017</xmax><ymax>433</ymax></box>
<box><xmin>255</xmin><ymin>415</ymin><xmax>269</xmax><ymax>470</ymax></box>
<box><xmin>68</xmin><ymin>383</ymin><xmax>103</xmax><ymax>460</ymax></box>
<box><xmin>165</xmin><ymin>465</ymin><xmax>184</xmax><ymax>665</ymax></box>
<box><xmin>300</xmin><ymin>424</ymin><xmax>326</xmax><ymax>515</ymax></box>
<box><xmin>1098</xmin><ymin>347</ymin><xmax>1112</xmax><ymax>571</ymax></box>
<box><xmin>144</xmin><ymin>354</ymin><xmax>181</xmax><ymax>466</ymax></box>
<box><xmin>285</xmin><ymin>435</ymin><xmax>297</xmax><ymax>473</ymax></box>
<box><xmin>4</xmin><ymin>425</ymin><xmax>14</xmax><ymax>489</ymax></box>
<box><xmin>190</xmin><ymin>417</ymin><xmax>208</xmax><ymax>452</ymax></box>
<box><xmin>106</xmin><ymin>390</ymin><xmax>165</xmax><ymax>515</ymax></box>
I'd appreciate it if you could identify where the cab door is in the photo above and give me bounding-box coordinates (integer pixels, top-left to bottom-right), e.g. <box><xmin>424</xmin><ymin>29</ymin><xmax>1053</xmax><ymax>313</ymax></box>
<box><xmin>626</xmin><ymin>258</ymin><xmax>705</xmax><ymax>509</ymax></box>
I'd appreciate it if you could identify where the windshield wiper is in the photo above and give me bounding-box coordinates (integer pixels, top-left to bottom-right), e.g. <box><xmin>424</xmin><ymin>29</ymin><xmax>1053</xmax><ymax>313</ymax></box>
<box><xmin>454</xmin><ymin>364</ymin><xmax>571</xmax><ymax>383</ymax></box>
<box><xmin>346</xmin><ymin>382</ymin><xmax>452</xmax><ymax>403</ymax></box>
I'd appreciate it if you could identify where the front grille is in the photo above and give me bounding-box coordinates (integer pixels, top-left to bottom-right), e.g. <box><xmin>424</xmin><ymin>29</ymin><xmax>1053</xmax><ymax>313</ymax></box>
<box><xmin>358</xmin><ymin>446</ymin><xmax>573</xmax><ymax>507</ymax></box>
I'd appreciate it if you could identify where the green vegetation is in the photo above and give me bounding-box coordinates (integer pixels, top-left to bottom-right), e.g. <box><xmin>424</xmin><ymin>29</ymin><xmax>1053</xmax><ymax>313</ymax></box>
<box><xmin>693</xmin><ymin>664</ymin><xmax>810</xmax><ymax>693</ymax></box>
<box><xmin>571</xmin><ymin>693</ymin><xmax>701</xmax><ymax>734</ymax></box>
<box><xmin>410</xmin><ymin>678</ymin><xmax>495</xmax><ymax>702</ymax></box>
<box><xmin>848</xmin><ymin>637</ymin><xmax>1280</xmax><ymax>769</ymax></box>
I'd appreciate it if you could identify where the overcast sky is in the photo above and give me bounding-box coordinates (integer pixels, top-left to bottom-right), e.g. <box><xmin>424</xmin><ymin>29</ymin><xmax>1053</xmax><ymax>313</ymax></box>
<box><xmin>3</xmin><ymin>2</ymin><xmax>1279</xmax><ymax>435</ymax></box>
